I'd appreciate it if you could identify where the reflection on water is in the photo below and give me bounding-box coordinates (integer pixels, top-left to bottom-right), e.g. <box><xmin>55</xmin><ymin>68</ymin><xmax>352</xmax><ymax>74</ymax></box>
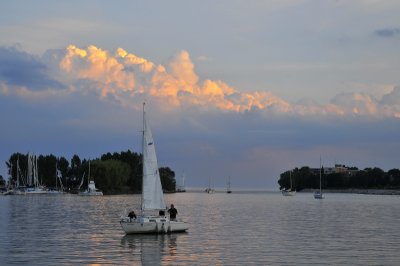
<box><xmin>1</xmin><ymin>192</ymin><xmax>400</xmax><ymax>265</ymax></box>
<box><xmin>121</xmin><ymin>234</ymin><xmax>179</xmax><ymax>265</ymax></box>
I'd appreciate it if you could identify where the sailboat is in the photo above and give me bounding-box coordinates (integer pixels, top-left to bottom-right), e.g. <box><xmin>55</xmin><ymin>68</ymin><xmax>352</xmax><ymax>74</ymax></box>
<box><xmin>120</xmin><ymin>103</ymin><xmax>189</xmax><ymax>234</ymax></box>
<box><xmin>47</xmin><ymin>163</ymin><xmax>65</xmax><ymax>194</ymax></box>
<box><xmin>78</xmin><ymin>160</ymin><xmax>103</xmax><ymax>196</ymax></box>
<box><xmin>282</xmin><ymin>171</ymin><xmax>296</xmax><ymax>196</ymax></box>
<box><xmin>8</xmin><ymin>158</ymin><xmax>25</xmax><ymax>195</ymax></box>
<box><xmin>314</xmin><ymin>157</ymin><xmax>324</xmax><ymax>199</ymax></box>
<box><xmin>204</xmin><ymin>177</ymin><xmax>214</xmax><ymax>193</ymax></box>
<box><xmin>226</xmin><ymin>176</ymin><xmax>232</xmax><ymax>194</ymax></box>
<box><xmin>176</xmin><ymin>174</ymin><xmax>186</xmax><ymax>192</ymax></box>
<box><xmin>25</xmin><ymin>153</ymin><xmax>47</xmax><ymax>194</ymax></box>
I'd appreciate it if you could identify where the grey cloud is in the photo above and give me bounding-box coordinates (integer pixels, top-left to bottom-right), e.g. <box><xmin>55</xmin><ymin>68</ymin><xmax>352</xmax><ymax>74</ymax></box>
<box><xmin>374</xmin><ymin>28</ymin><xmax>400</xmax><ymax>38</ymax></box>
<box><xmin>0</xmin><ymin>46</ymin><xmax>64</xmax><ymax>90</ymax></box>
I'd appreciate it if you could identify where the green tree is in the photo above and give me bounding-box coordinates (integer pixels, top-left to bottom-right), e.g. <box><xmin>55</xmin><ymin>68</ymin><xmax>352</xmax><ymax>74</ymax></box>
<box><xmin>388</xmin><ymin>168</ymin><xmax>400</xmax><ymax>187</ymax></box>
<box><xmin>90</xmin><ymin>159</ymin><xmax>131</xmax><ymax>194</ymax></box>
<box><xmin>37</xmin><ymin>154</ymin><xmax>57</xmax><ymax>187</ymax></box>
<box><xmin>159</xmin><ymin>167</ymin><xmax>176</xmax><ymax>192</ymax></box>
<box><xmin>100</xmin><ymin>150</ymin><xmax>142</xmax><ymax>192</ymax></box>
<box><xmin>0</xmin><ymin>175</ymin><xmax>5</xmax><ymax>186</ymax></box>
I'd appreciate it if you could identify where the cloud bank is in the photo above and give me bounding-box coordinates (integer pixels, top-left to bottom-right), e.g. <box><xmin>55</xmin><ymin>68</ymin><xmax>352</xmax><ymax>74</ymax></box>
<box><xmin>2</xmin><ymin>44</ymin><xmax>400</xmax><ymax>119</ymax></box>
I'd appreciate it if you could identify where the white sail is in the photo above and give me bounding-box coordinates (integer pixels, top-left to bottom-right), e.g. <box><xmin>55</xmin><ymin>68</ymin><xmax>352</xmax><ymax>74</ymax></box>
<box><xmin>78</xmin><ymin>172</ymin><xmax>85</xmax><ymax>190</ymax></box>
<box><xmin>142</xmin><ymin>106</ymin><xmax>166</xmax><ymax>211</ymax></box>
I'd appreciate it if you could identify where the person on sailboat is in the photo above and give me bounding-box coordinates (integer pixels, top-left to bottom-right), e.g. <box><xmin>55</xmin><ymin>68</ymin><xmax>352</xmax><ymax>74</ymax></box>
<box><xmin>168</xmin><ymin>204</ymin><xmax>178</xmax><ymax>221</ymax></box>
<box><xmin>128</xmin><ymin>211</ymin><xmax>136</xmax><ymax>221</ymax></box>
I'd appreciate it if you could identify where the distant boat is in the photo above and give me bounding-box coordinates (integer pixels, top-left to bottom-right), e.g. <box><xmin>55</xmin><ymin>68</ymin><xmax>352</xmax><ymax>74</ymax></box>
<box><xmin>120</xmin><ymin>103</ymin><xmax>189</xmax><ymax>234</ymax></box>
<box><xmin>205</xmin><ymin>177</ymin><xmax>214</xmax><ymax>193</ymax></box>
<box><xmin>7</xmin><ymin>158</ymin><xmax>25</xmax><ymax>195</ymax></box>
<box><xmin>176</xmin><ymin>174</ymin><xmax>186</xmax><ymax>192</ymax></box>
<box><xmin>47</xmin><ymin>162</ymin><xmax>65</xmax><ymax>194</ymax></box>
<box><xmin>25</xmin><ymin>154</ymin><xmax>47</xmax><ymax>194</ymax></box>
<box><xmin>314</xmin><ymin>157</ymin><xmax>324</xmax><ymax>199</ymax></box>
<box><xmin>227</xmin><ymin>176</ymin><xmax>232</xmax><ymax>194</ymax></box>
<box><xmin>282</xmin><ymin>171</ymin><xmax>296</xmax><ymax>196</ymax></box>
<box><xmin>78</xmin><ymin>160</ymin><xmax>103</xmax><ymax>196</ymax></box>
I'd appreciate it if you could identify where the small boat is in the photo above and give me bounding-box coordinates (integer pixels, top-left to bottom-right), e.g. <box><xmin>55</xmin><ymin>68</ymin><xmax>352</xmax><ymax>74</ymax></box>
<box><xmin>176</xmin><ymin>174</ymin><xmax>186</xmax><ymax>192</ymax></box>
<box><xmin>47</xmin><ymin>163</ymin><xmax>65</xmax><ymax>194</ymax></box>
<box><xmin>282</xmin><ymin>189</ymin><xmax>296</xmax><ymax>196</ymax></box>
<box><xmin>314</xmin><ymin>191</ymin><xmax>324</xmax><ymax>199</ymax></box>
<box><xmin>226</xmin><ymin>176</ymin><xmax>232</xmax><ymax>194</ymax></box>
<box><xmin>314</xmin><ymin>157</ymin><xmax>324</xmax><ymax>199</ymax></box>
<box><xmin>78</xmin><ymin>160</ymin><xmax>103</xmax><ymax>196</ymax></box>
<box><xmin>282</xmin><ymin>171</ymin><xmax>296</xmax><ymax>196</ymax></box>
<box><xmin>0</xmin><ymin>188</ymin><xmax>11</xmax><ymax>195</ymax></box>
<box><xmin>120</xmin><ymin>103</ymin><xmax>189</xmax><ymax>234</ymax></box>
<box><xmin>204</xmin><ymin>188</ymin><xmax>214</xmax><ymax>193</ymax></box>
<box><xmin>205</xmin><ymin>177</ymin><xmax>214</xmax><ymax>193</ymax></box>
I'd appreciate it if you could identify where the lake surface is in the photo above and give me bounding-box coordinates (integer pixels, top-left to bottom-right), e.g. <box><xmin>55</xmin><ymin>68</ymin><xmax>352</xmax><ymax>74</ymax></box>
<box><xmin>1</xmin><ymin>191</ymin><xmax>400</xmax><ymax>265</ymax></box>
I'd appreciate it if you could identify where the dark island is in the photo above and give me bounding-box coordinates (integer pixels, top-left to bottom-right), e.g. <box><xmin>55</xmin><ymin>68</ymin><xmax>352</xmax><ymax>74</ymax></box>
<box><xmin>278</xmin><ymin>164</ymin><xmax>400</xmax><ymax>194</ymax></box>
<box><xmin>1</xmin><ymin>150</ymin><xmax>176</xmax><ymax>195</ymax></box>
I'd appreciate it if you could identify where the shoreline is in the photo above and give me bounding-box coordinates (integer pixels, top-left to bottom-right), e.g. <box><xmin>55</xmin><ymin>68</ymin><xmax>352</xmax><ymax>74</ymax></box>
<box><xmin>301</xmin><ymin>188</ymin><xmax>400</xmax><ymax>195</ymax></box>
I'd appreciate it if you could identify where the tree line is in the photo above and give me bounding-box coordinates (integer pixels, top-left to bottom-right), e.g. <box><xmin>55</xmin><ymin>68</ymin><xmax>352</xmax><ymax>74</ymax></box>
<box><xmin>3</xmin><ymin>150</ymin><xmax>176</xmax><ymax>194</ymax></box>
<box><xmin>278</xmin><ymin>166</ymin><xmax>400</xmax><ymax>191</ymax></box>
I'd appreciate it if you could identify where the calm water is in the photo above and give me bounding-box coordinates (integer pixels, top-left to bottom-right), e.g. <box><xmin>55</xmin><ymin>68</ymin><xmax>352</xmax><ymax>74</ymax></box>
<box><xmin>1</xmin><ymin>191</ymin><xmax>400</xmax><ymax>265</ymax></box>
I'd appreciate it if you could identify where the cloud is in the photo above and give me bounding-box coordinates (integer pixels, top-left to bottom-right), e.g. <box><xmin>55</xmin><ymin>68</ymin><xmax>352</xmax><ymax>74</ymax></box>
<box><xmin>330</xmin><ymin>92</ymin><xmax>378</xmax><ymax>116</ymax></box>
<box><xmin>196</xmin><ymin>55</ymin><xmax>209</xmax><ymax>62</ymax></box>
<box><xmin>1</xmin><ymin>44</ymin><xmax>400</xmax><ymax>120</ymax></box>
<box><xmin>0</xmin><ymin>46</ymin><xmax>64</xmax><ymax>90</ymax></box>
<box><xmin>374</xmin><ymin>27</ymin><xmax>400</xmax><ymax>38</ymax></box>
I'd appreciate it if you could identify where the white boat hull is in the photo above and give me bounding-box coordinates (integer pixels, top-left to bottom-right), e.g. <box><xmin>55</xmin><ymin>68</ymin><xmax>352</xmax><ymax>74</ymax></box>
<box><xmin>120</xmin><ymin>216</ymin><xmax>189</xmax><ymax>234</ymax></box>
<box><xmin>78</xmin><ymin>191</ymin><xmax>103</xmax><ymax>196</ymax></box>
<box><xmin>26</xmin><ymin>187</ymin><xmax>47</xmax><ymax>194</ymax></box>
<box><xmin>47</xmin><ymin>190</ymin><xmax>65</xmax><ymax>194</ymax></box>
<box><xmin>6</xmin><ymin>189</ymin><xmax>26</xmax><ymax>195</ymax></box>
<box><xmin>314</xmin><ymin>191</ymin><xmax>324</xmax><ymax>199</ymax></box>
<box><xmin>282</xmin><ymin>190</ymin><xmax>296</xmax><ymax>196</ymax></box>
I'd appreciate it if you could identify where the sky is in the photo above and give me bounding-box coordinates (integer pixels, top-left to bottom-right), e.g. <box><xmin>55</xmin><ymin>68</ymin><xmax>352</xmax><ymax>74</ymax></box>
<box><xmin>1</xmin><ymin>0</ymin><xmax>400</xmax><ymax>189</ymax></box>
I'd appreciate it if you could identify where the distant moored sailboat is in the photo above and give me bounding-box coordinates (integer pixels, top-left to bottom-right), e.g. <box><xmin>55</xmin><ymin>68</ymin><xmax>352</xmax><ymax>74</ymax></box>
<box><xmin>227</xmin><ymin>176</ymin><xmax>232</xmax><ymax>194</ymax></box>
<box><xmin>314</xmin><ymin>157</ymin><xmax>324</xmax><ymax>199</ymax></box>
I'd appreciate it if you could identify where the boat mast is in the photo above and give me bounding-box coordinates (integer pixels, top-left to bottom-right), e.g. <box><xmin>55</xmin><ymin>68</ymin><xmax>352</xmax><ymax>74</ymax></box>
<box><xmin>55</xmin><ymin>162</ymin><xmax>58</xmax><ymax>189</ymax></box>
<box><xmin>319</xmin><ymin>156</ymin><xmax>322</xmax><ymax>194</ymax></box>
<box><xmin>88</xmin><ymin>160</ymin><xmax>91</xmax><ymax>190</ymax></box>
<box><xmin>35</xmin><ymin>155</ymin><xmax>38</xmax><ymax>188</ymax></box>
<box><xmin>16</xmin><ymin>157</ymin><xmax>20</xmax><ymax>188</ymax></box>
<box><xmin>141</xmin><ymin>102</ymin><xmax>145</xmax><ymax>215</ymax></box>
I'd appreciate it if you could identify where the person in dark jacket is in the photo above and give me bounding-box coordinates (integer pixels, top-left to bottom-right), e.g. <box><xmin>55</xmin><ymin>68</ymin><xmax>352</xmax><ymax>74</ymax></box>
<box><xmin>128</xmin><ymin>211</ymin><xmax>136</xmax><ymax>221</ymax></box>
<box><xmin>167</xmin><ymin>204</ymin><xmax>178</xmax><ymax>221</ymax></box>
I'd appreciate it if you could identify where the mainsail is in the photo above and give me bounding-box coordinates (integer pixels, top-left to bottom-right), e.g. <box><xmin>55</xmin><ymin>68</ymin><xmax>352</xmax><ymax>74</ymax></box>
<box><xmin>141</xmin><ymin>105</ymin><xmax>166</xmax><ymax>211</ymax></box>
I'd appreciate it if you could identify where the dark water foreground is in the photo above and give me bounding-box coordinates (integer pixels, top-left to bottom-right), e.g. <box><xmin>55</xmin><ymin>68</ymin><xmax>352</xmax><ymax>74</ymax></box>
<box><xmin>1</xmin><ymin>192</ymin><xmax>400</xmax><ymax>265</ymax></box>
